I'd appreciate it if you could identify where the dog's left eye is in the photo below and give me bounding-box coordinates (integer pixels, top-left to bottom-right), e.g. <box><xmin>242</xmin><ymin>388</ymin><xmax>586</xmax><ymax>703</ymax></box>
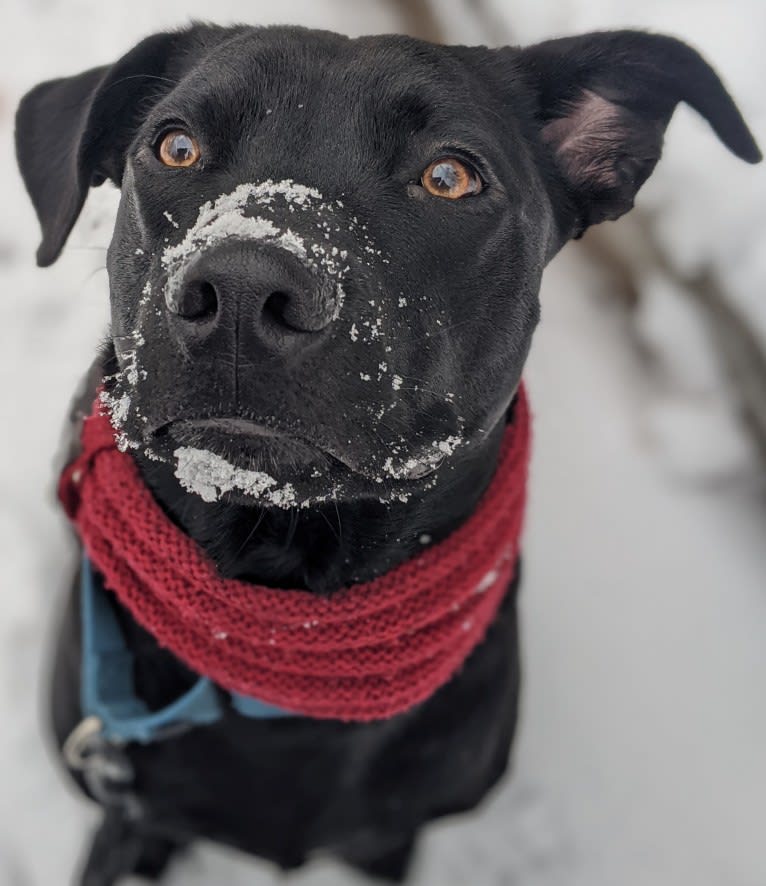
<box><xmin>421</xmin><ymin>157</ymin><xmax>483</xmax><ymax>199</ymax></box>
<box><xmin>157</xmin><ymin>130</ymin><xmax>201</xmax><ymax>168</ymax></box>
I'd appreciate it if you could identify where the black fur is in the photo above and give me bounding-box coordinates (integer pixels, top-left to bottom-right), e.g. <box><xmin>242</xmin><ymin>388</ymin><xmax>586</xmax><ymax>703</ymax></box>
<box><xmin>16</xmin><ymin>24</ymin><xmax>759</xmax><ymax>884</ymax></box>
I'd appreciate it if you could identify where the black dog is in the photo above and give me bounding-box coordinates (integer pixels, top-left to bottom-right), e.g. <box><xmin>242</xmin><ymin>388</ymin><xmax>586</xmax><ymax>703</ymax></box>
<box><xmin>16</xmin><ymin>24</ymin><xmax>760</xmax><ymax>885</ymax></box>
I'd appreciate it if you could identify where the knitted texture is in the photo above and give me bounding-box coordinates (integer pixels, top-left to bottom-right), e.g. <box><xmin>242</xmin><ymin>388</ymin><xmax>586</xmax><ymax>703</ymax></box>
<box><xmin>59</xmin><ymin>387</ymin><xmax>531</xmax><ymax>722</ymax></box>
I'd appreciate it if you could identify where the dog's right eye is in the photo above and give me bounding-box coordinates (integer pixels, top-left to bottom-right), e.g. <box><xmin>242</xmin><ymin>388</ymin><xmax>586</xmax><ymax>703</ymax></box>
<box><xmin>157</xmin><ymin>131</ymin><xmax>201</xmax><ymax>168</ymax></box>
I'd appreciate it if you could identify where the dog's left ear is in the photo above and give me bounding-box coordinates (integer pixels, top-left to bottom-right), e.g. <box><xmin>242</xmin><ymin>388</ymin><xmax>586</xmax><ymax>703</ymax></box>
<box><xmin>16</xmin><ymin>25</ymin><xmax>226</xmax><ymax>267</ymax></box>
<box><xmin>511</xmin><ymin>31</ymin><xmax>761</xmax><ymax>240</ymax></box>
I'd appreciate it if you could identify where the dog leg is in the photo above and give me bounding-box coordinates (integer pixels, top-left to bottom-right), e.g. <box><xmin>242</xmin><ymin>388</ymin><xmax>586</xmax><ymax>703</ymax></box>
<box><xmin>78</xmin><ymin>809</ymin><xmax>144</xmax><ymax>886</ymax></box>
<box><xmin>132</xmin><ymin>833</ymin><xmax>187</xmax><ymax>880</ymax></box>
<box><xmin>78</xmin><ymin>810</ymin><xmax>185</xmax><ymax>885</ymax></box>
<box><xmin>344</xmin><ymin>833</ymin><xmax>417</xmax><ymax>883</ymax></box>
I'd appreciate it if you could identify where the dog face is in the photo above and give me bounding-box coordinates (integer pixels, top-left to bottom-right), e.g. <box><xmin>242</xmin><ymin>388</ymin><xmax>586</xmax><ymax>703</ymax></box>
<box><xmin>16</xmin><ymin>26</ymin><xmax>760</xmax><ymax>510</ymax></box>
<box><xmin>100</xmin><ymin>28</ymin><xmax>553</xmax><ymax>510</ymax></box>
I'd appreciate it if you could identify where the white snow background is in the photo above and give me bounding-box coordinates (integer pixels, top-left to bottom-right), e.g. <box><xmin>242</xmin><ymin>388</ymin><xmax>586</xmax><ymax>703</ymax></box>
<box><xmin>1</xmin><ymin>1</ymin><xmax>765</xmax><ymax>884</ymax></box>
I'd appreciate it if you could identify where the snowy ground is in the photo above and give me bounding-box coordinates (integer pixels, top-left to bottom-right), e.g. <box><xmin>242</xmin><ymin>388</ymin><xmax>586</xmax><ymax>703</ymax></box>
<box><xmin>2</xmin><ymin>2</ymin><xmax>765</xmax><ymax>885</ymax></box>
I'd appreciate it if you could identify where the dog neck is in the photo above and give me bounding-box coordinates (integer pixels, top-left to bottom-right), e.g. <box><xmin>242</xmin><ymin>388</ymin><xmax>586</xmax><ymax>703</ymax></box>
<box><xmin>133</xmin><ymin>422</ymin><xmax>507</xmax><ymax>595</ymax></box>
<box><xmin>61</xmin><ymin>384</ymin><xmax>528</xmax><ymax>717</ymax></box>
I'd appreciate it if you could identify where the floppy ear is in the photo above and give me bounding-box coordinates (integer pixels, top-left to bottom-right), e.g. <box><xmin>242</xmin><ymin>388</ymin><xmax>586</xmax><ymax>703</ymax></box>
<box><xmin>15</xmin><ymin>25</ymin><xmax>226</xmax><ymax>267</ymax></box>
<box><xmin>516</xmin><ymin>31</ymin><xmax>761</xmax><ymax>239</ymax></box>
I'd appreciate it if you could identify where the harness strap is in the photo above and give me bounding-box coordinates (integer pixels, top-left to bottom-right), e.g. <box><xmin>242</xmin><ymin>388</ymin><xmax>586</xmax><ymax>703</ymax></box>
<box><xmin>79</xmin><ymin>556</ymin><xmax>291</xmax><ymax>746</ymax></box>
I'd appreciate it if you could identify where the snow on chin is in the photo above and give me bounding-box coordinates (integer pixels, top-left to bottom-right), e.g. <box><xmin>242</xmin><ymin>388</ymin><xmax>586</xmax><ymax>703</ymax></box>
<box><xmin>161</xmin><ymin>179</ymin><xmax>349</xmax><ymax>319</ymax></box>
<box><xmin>172</xmin><ymin>445</ymin><xmax>425</xmax><ymax>508</ymax></box>
<box><xmin>382</xmin><ymin>435</ymin><xmax>464</xmax><ymax>480</ymax></box>
<box><xmin>174</xmin><ymin>446</ymin><xmax>297</xmax><ymax>507</ymax></box>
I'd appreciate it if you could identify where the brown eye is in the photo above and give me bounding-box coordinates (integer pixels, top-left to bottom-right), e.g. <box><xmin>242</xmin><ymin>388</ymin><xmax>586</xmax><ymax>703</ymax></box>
<box><xmin>158</xmin><ymin>130</ymin><xmax>201</xmax><ymax>168</ymax></box>
<box><xmin>421</xmin><ymin>157</ymin><xmax>483</xmax><ymax>199</ymax></box>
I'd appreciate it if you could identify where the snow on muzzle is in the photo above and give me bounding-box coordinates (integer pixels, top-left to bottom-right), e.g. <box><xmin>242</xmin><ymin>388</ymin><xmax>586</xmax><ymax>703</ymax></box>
<box><xmin>160</xmin><ymin>179</ymin><xmax>351</xmax><ymax>321</ymax></box>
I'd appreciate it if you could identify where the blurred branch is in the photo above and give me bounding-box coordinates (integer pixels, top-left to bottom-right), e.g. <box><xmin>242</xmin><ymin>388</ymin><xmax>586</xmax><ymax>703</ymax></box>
<box><xmin>699</xmin><ymin>271</ymin><xmax>766</xmax><ymax>464</ymax></box>
<box><xmin>461</xmin><ymin>0</ymin><xmax>516</xmax><ymax>45</ymax></box>
<box><xmin>387</xmin><ymin>0</ymin><xmax>446</xmax><ymax>43</ymax></box>
<box><xmin>584</xmin><ymin>222</ymin><xmax>766</xmax><ymax>464</ymax></box>
<box><xmin>388</xmin><ymin>0</ymin><xmax>513</xmax><ymax>45</ymax></box>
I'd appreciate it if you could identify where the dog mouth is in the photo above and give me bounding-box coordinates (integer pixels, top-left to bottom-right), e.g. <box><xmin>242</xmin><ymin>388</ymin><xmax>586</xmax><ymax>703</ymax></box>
<box><xmin>173</xmin><ymin>417</ymin><xmax>282</xmax><ymax>437</ymax></box>
<box><xmin>156</xmin><ymin>416</ymin><xmax>352</xmax><ymax>469</ymax></box>
<box><xmin>146</xmin><ymin>413</ymin><xmax>443</xmax><ymax>506</ymax></box>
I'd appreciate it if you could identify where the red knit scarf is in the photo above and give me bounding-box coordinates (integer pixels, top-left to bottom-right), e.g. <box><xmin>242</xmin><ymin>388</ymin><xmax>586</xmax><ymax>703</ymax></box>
<box><xmin>58</xmin><ymin>386</ymin><xmax>530</xmax><ymax>722</ymax></box>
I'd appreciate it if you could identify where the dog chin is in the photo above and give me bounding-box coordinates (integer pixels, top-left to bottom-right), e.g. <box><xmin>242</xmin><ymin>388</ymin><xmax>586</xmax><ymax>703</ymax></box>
<box><xmin>143</xmin><ymin>420</ymin><xmax>416</xmax><ymax>510</ymax></box>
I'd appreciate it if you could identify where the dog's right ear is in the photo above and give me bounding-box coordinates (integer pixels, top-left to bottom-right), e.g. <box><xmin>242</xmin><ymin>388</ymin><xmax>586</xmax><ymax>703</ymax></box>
<box><xmin>15</xmin><ymin>26</ymin><xmax>227</xmax><ymax>267</ymax></box>
<box><xmin>458</xmin><ymin>31</ymin><xmax>760</xmax><ymax>248</ymax></box>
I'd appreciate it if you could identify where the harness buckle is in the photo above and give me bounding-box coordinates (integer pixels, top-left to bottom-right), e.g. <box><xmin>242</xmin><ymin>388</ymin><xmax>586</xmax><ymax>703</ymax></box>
<box><xmin>63</xmin><ymin>715</ymin><xmax>109</xmax><ymax>769</ymax></box>
<box><xmin>63</xmin><ymin>716</ymin><xmax>141</xmax><ymax>818</ymax></box>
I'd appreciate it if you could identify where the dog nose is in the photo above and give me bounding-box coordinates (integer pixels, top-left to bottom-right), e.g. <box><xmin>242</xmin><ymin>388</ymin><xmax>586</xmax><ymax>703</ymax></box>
<box><xmin>166</xmin><ymin>244</ymin><xmax>335</xmax><ymax>354</ymax></box>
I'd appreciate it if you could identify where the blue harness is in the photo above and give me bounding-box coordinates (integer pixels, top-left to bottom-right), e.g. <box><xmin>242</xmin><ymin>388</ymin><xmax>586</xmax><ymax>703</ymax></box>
<box><xmin>62</xmin><ymin>558</ymin><xmax>295</xmax><ymax>814</ymax></box>
<box><xmin>79</xmin><ymin>556</ymin><xmax>293</xmax><ymax>744</ymax></box>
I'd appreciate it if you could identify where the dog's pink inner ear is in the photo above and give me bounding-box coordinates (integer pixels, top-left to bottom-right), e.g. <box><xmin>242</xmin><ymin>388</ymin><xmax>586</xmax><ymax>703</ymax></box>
<box><xmin>541</xmin><ymin>90</ymin><xmax>626</xmax><ymax>190</ymax></box>
<box><xmin>541</xmin><ymin>89</ymin><xmax>663</xmax><ymax>194</ymax></box>
<box><xmin>539</xmin><ymin>88</ymin><xmax>665</xmax><ymax>225</ymax></box>
<box><xmin>515</xmin><ymin>30</ymin><xmax>759</xmax><ymax>239</ymax></box>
